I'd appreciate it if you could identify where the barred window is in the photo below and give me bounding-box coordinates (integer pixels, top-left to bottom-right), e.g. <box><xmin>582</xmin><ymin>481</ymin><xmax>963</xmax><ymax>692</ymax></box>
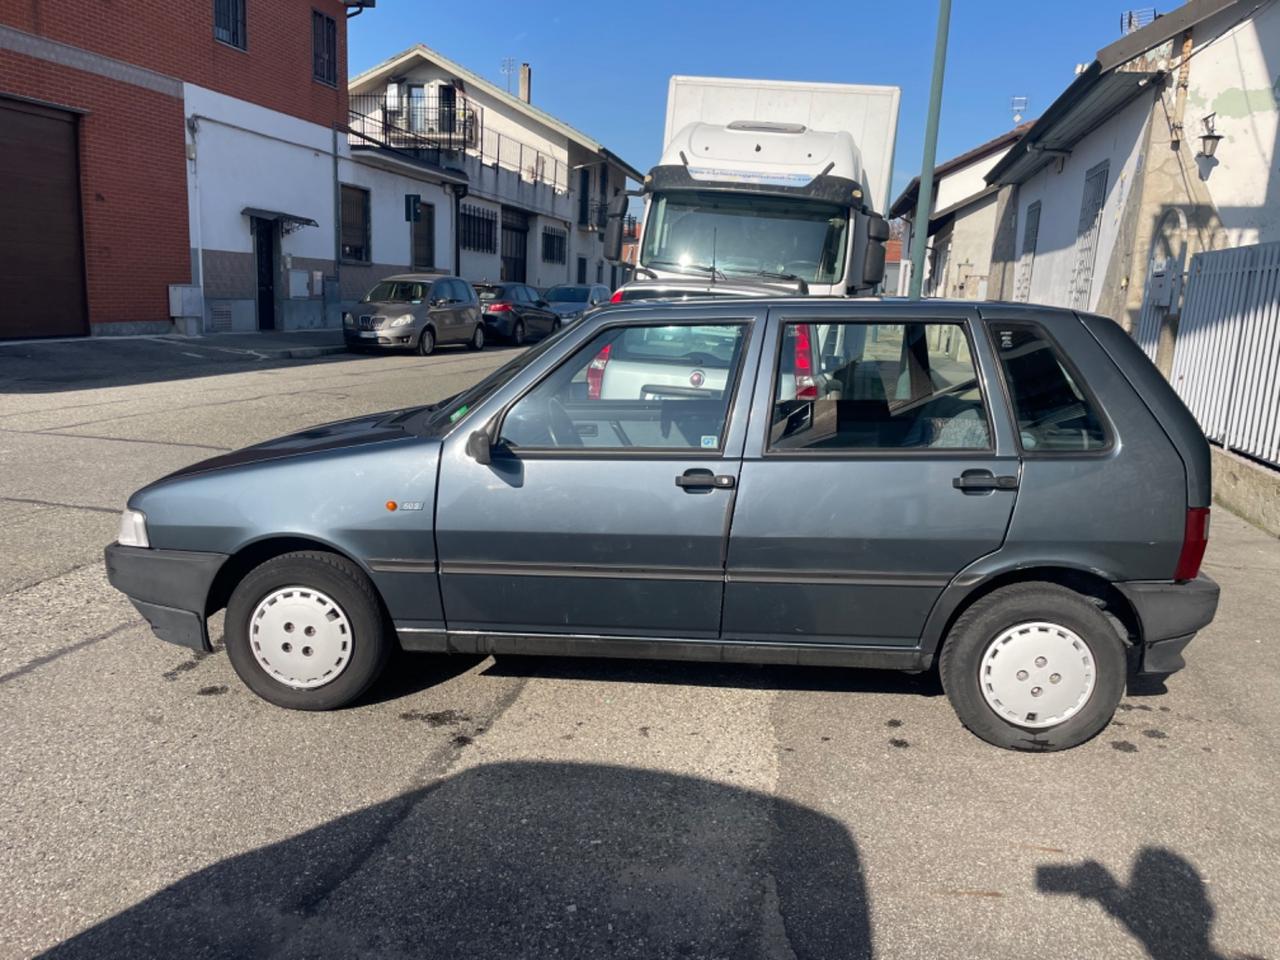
<box><xmin>461</xmin><ymin>204</ymin><xmax>497</xmax><ymax>253</ymax></box>
<box><xmin>214</xmin><ymin>0</ymin><xmax>246</xmax><ymax>49</ymax></box>
<box><xmin>312</xmin><ymin>10</ymin><xmax>337</xmax><ymax>86</ymax></box>
<box><xmin>340</xmin><ymin>185</ymin><xmax>370</xmax><ymax>262</ymax></box>
<box><xmin>541</xmin><ymin>227</ymin><xmax>567</xmax><ymax>264</ymax></box>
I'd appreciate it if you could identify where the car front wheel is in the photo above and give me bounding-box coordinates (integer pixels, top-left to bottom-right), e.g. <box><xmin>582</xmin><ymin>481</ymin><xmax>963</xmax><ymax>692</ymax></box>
<box><xmin>224</xmin><ymin>551</ymin><xmax>391</xmax><ymax>710</ymax></box>
<box><xmin>417</xmin><ymin>327</ymin><xmax>436</xmax><ymax>356</ymax></box>
<box><xmin>939</xmin><ymin>582</ymin><xmax>1127</xmax><ymax>751</ymax></box>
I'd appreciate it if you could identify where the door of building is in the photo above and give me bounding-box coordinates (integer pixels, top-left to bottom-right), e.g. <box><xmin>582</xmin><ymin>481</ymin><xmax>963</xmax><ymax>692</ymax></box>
<box><xmin>501</xmin><ymin>208</ymin><xmax>528</xmax><ymax>283</ymax></box>
<box><xmin>252</xmin><ymin>217</ymin><xmax>277</xmax><ymax>330</ymax></box>
<box><xmin>0</xmin><ymin>98</ymin><xmax>88</xmax><ymax>339</ymax></box>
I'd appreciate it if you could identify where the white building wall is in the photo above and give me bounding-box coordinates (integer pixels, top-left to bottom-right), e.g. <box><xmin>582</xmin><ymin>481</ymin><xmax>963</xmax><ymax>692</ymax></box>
<box><xmin>459</xmin><ymin>196</ymin><xmax>502</xmax><ymax>283</ymax></box>
<box><xmin>337</xmin><ymin>160</ymin><xmax>452</xmax><ymax>271</ymax></box>
<box><xmin>1012</xmin><ymin>92</ymin><xmax>1152</xmax><ymax>311</ymax></box>
<box><xmin>1185</xmin><ymin>0</ymin><xmax>1280</xmax><ymax>245</ymax></box>
<box><xmin>933</xmin><ymin>147</ymin><xmax>1011</xmax><ymax>212</ymax></box>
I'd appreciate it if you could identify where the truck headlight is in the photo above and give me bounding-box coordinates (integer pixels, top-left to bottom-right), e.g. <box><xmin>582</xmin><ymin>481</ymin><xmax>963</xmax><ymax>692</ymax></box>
<box><xmin>343</xmin><ymin>312</ymin><xmax>355</xmax><ymax>328</ymax></box>
<box><xmin>117</xmin><ymin>509</ymin><xmax>150</xmax><ymax>548</ymax></box>
<box><xmin>390</xmin><ymin>313</ymin><xmax>415</xmax><ymax>327</ymax></box>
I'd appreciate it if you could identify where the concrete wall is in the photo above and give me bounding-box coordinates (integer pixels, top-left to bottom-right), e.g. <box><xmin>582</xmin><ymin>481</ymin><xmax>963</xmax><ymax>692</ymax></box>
<box><xmin>1213</xmin><ymin>447</ymin><xmax>1280</xmax><ymax>537</ymax></box>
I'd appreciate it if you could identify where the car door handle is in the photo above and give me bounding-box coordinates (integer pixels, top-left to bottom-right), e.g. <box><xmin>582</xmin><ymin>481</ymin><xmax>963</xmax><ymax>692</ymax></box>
<box><xmin>953</xmin><ymin>470</ymin><xmax>1019</xmax><ymax>492</ymax></box>
<box><xmin>676</xmin><ymin>469</ymin><xmax>735</xmax><ymax>491</ymax></box>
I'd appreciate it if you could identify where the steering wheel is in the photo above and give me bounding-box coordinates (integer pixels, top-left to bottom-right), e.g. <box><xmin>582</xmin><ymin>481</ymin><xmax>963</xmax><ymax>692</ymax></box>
<box><xmin>545</xmin><ymin>397</ymin><xmax>583</xmax><ymax>448</ymax></box>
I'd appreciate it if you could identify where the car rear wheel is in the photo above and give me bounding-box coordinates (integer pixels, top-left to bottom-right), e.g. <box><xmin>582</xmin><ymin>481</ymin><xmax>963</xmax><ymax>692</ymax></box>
<box><xmin>224</xmin><ymin>551</ymin><xmax>391</xmax><ymax>710</ymax></box>
<box><xmin>468</xmin><ymin>324</ymin><xmax>486</xmax><ymax>351</ymax></box>
<box><xmin>511</xmin><ymin>321</ymin><xmax>526</xmax><ymax>346</ymax></box>
<box><xmin>417</xmin><ymin>327</ymin><xmax>436</xmax><ymax>356</ymax></box>
<box><xmin>939</xmin><ymin>582</ymin><xmax>1126</xmax><ymax>751</ymax></box>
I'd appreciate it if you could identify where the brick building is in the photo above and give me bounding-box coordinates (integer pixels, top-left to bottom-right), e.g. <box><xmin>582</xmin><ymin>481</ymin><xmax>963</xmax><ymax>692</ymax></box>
<box><xmin>0</xmin><ymin>0</ymin><xmax>359</xmax><ymax>338</ymax></box>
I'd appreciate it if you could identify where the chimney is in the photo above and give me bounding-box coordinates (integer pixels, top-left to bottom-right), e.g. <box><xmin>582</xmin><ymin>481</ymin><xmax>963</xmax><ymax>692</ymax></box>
<box><xmin>518</xmin><ymin>63</ymin><xmax>531</xmax><ymax>103</ymax></box>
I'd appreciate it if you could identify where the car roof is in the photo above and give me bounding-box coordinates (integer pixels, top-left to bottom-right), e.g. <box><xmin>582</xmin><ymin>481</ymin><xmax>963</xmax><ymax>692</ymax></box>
<box><xmin>381</xmin><ymin>272</ymin><xmax>452</xmax><ymax>282</ymax></box>
<box><xmin>599</xmin><ymin>295</ymin><xmax>1087</xmax><ymax>324</ymax></box>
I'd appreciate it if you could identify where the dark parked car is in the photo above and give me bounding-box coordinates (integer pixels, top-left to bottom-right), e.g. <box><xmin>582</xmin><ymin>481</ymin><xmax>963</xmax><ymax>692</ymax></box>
<box><xmin>343</xmin><ymin>274</ymin><xmax>484</xmax><ymax>356</ymax></box>
<box><xmin>106</xmin><ymin>298</ymin><xmax>1218</xmax><ymax>751</ymax></box>
<box><xmin>474</xmin><ymin>282</ymin><xmax>561</xmax><ymax>345</ymax></box>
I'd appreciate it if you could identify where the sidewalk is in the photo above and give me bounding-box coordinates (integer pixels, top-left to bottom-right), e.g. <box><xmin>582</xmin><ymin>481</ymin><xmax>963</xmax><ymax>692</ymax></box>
<box><xmin>0</xmin><ymin>329</ymin><xmax>351</xmax><ymax>393</ymax></box>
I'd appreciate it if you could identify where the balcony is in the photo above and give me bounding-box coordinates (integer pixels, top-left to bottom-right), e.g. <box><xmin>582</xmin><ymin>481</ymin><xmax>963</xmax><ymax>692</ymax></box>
<box><xmin>349</xmin><ymin>90</ymin><xmax>570</xmax><ymax>200</ymax></box>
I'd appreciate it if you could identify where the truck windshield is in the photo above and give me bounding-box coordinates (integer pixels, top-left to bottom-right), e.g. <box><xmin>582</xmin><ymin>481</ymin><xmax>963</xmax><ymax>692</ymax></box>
<box><xmin>641</xmin><ymin>191</ymin><xmax>848</xmax><ymax>284</ymax></box>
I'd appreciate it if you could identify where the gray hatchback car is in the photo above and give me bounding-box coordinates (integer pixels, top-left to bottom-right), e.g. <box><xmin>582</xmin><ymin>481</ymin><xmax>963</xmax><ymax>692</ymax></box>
<box><xmin>344</xmin><ymin>273</ymin><xmax>484</xmax><ymax>355</ymax></box>
<box><xmin>106</xmin><ymin>298</ymin><xmax>1219</xmax><ymax>751</ymax></box>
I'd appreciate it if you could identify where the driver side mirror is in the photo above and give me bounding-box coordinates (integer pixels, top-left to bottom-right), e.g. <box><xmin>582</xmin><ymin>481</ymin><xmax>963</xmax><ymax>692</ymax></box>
<box><xmin>466</xmin><ymin>428</ymin><xmax>493</xmax><ymax>466</ymax></box>
<box><xmin>602</xmin><ymin>193</ymin><xmax>629</xmax><ymax>263</ymax></box>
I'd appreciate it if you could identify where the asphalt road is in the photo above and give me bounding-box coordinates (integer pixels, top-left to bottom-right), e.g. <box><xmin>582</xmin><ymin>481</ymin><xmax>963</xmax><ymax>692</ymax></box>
<box><xmin>1</xmin><ymin>341</ymin><xmax>1278</xmax><ymax>959</ymax></box>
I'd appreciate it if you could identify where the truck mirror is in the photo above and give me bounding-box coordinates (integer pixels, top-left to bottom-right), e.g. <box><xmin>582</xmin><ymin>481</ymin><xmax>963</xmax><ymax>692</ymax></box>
<box><xmin>849</xmin><ymin>213</ymin><xmax>890</xmax><ymax>293</ymax></box>
<box><xmin>602</xmin><ymin>193</ymin><xmax>629</xmax><ymax>263</ymax></box>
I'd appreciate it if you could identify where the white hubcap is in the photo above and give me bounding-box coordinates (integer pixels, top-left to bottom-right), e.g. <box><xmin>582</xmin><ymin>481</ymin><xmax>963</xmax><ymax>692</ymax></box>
<box><xmin>250</xmin><ymin>586</ymin><xmax>352</xmax><ymax>690</ymax></box>
<box><xmin>979</xmin><ymin>621</ymin><xmax>1096</xmax><ymax>728</ymax></box>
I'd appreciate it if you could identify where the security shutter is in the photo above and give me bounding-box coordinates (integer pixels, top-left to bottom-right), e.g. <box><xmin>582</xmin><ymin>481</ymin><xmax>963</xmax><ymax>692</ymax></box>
<box><xmin>1014</xmin><ymin>201</ymin><xmax>1041</xmax><ymax>303</ymax></box>
<box><xmin>1069</xmin><ymin>162</ymin><xmax>1109</xmax><ymax>310</ymax></box>
<box><xmin>0</xmin><ymin>99</ymin><xmax>88</xmax><ymax>338</ymax></box>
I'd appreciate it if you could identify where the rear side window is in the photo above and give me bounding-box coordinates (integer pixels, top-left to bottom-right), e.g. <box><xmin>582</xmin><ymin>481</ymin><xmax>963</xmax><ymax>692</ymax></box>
<box><xmin>991</xmin><ymin>323</ymin><xmax>1108</xmax><ymax>452</ymax></box>
<box><xmin>770</xmin><ymin>321</ymin><xmax>991</xmax><ymax>451</ymax></box>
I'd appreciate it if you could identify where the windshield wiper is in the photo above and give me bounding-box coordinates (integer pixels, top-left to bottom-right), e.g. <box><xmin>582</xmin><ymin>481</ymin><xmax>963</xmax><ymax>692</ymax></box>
<box><xmin>646</xmin><ymin>259</ymin><xmax>726</xmax><ymax>280</ymax></box>
<box><xmin>726</xmin><ymin>269</ymin><xmax>811</xmax><ymax>293</ymax></box>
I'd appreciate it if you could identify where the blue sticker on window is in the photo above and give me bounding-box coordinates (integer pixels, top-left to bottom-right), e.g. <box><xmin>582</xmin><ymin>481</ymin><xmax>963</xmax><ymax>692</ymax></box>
<box><xmin>701</xmin><ymin>435</ymin><xmax>717</xmax><ymax>449</ymax></box>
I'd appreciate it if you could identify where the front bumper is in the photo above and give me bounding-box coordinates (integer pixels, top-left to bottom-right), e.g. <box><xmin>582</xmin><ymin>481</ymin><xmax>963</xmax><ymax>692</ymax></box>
<box><xmin>104</xmin><ymin>543</ymin><xmax>229</xmax><ymax>652</ymax></box>
<box><xmin>1116</xmin><ymin>573</ymin><xmax>1220</xmax><ymax>675</ymax></box>
<box><xmin>344</xmin><ymin>329</ymin><xmax>415</xmax><ymax>348</ymax></box>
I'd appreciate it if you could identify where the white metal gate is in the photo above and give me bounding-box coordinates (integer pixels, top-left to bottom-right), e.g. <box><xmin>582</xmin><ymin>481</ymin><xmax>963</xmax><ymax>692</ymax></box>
<box><xmin>1170</xmin><ymin>241</ymin><xmax>1280</xmax><ymax>469</ymax></box>
<box><xmin>1068</xmin><ymin>161</ymin><xmax>1110</xmax><ymax>310</ymax></box>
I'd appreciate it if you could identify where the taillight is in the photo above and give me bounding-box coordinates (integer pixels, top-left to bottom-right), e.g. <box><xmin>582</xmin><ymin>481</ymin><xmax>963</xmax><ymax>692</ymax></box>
<box><xmin>793</xmin><ymin>323</ymin><xmax>818</xmax><ymax>400</ymax></box>
<box><xmin>487</xmin><ymin>302</ymin><xmax>512</xmax><ymax>312</ymax></box>
<box><xmin>609</xmin><ymin>289</ymin><xmax>624</xmax><ymax>303</ymax></box>
<box><xmin>586</xmin><ymin>344</ymin><xmax>612</xmax><ymax>399</ymax></box>
<box><xmin>1174</xmin><ymin>507</ymin><xmax>1210</xmax><ymax>581</ymax></box>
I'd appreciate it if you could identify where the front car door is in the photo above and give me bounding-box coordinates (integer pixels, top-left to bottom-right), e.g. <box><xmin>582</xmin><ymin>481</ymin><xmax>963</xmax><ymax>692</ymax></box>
<box><xmin>722</xmin><ymin>302</ymin><xmax>1020</xmax><ymax>648</ymax></box>
<box><xmin>427</xmin><ymin>280</ymin><xmax>453</xmax><ymax>342</ymax></box>
<box><xmin>434</xmin><ymin>305</ymin><xmax>765</xmax><ymax>642</ymax></box>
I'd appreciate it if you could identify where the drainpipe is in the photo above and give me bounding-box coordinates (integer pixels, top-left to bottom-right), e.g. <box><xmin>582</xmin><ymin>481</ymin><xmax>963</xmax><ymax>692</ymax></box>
<box><xmin>1170</xmin><ymin>30</ymin><xmax>1194</xmax><ymax>149</ymax></box>
<box><xmin>453</xmin><ymin>184</ymin><xmax>462</xmax><ymax>276</ymax></box>
<box><xmin>187</xmin><ymin>118</ymin><xmax>204</xmax><ymax>295</ymax></box>
<box><xmin>332</xmin><ymin>124</ymin><xmax>342</xmax><ymax>304</ymax></box>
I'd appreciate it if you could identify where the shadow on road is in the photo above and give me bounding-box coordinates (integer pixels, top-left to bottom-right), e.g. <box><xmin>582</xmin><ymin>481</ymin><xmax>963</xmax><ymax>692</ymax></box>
<box><xmin>39</xmin><ymin>761</ymin><xmax>873</xmax><ymax>959</ymax></box>
<box><xmin>1037</xmin><ymin>848</ymin><xmax>1264</xmax><ymax>960</ymax></box>
<box><xmin>482</xmin><ymin>652</ymin><xmax>945</xmax><ymax>698</ymax></box>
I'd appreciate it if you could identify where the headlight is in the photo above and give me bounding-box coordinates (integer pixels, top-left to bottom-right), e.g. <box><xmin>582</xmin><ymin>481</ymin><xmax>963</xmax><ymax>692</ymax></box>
<box><xmin>390</xmin><ymin>313</ymin><xmax>415</xmax><ymax>327</ymax></box>
<box><xmin>343</xmin><ymin>312</ymin><xmax>354</xmax><ymax>328</ymax></box>
<box><xmin>117</xmin><ymin>509</ymin><xmax>149</xmax><ymax>548</ymax></box>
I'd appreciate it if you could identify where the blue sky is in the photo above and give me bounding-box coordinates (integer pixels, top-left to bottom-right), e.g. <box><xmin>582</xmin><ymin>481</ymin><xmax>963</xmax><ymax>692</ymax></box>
<box><xmin>349</xmin><ymin>0</ymin><xmax>1144</xmax><ymax>209</ymax></box>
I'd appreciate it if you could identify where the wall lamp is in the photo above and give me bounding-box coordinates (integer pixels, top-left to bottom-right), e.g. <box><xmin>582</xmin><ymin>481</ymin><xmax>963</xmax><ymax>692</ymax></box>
<box><xmin>1198</xmin><ymin>113</ymin><xmax>1223</xmax><ymax>159</ymax></box>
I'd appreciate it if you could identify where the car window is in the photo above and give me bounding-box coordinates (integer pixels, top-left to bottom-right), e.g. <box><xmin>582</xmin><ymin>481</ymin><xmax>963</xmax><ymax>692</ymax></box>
<box><xmin>500</xmin><ymin>322</ymin><xmax>749</xmax><ymax>451</ymax></box>
<box><xmin>546</xmin><ymin>285</ymin><xmax>588</xmax><ymax>302</ymax></box>
<box><xmin>527</xmin><ymin>286</ymin><xmax>544</xmax><ymax>303</ymax></box>
<box><xmin>991</xmin><ymin>322</ymin><xmax>1108</xmax><ymax>452</ymax></box>
<box><xmin>517</xmin><ymin>286</ymin><xmax>535</xmax><ymax>303</ymax></box>
<box><xmin>457</xmin><ymin>280</ymin><xmax>475</xmax><ymax>303</ymax></box>
<box><xmin>769</xmin><ymin>321</ymin><xmax>991</xmax><ymax>451</ymax></box>
<box><xmin>451</xmin><ymin>279</ymin><xmax>469</xmax><ymax>302</ymax></box>
<box><xmin>474</xmin><ymin>284</ymin><xmax>502</xmax><ymax>302</ymax></box>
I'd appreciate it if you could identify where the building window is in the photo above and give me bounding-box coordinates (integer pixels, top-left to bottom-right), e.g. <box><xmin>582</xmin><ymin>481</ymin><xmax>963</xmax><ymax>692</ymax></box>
<box><xmin>596</xmin><ymin>260</ymin><xmax>603</xmax><ymax>284</ymax></box>
<box><xmin>460</xmin><ymin>204</ymin><xmax>498</xmax><ymax>253</ymax></box>
<box><xmin>1069</xmin><ymin>161</ymin><xmax>1110</xmax><ymax>310</ymax></box>
<box><xmin>577</xmin><ymin>168</ymin><xmax>591</xmax><ymax>226</ymax></box>
<box><xmin>340</xmin><ymin>185</ymin><xmax>370</xmax><ymax>262</ymax></box>
<box><xmin>412</xmin><ymin>203</ymin><xmax>436</xmax><ymax>270</ymax></box>
<box><xmin>541</xmin><ymin>227</ymin><xmax>567</xmax><ymax>264</ymax></box>
<box><xmin>577</xmin><ymin>256</ymin><xmax>587</xmax><ymax>284</ymax></box>
<box><xmin>312</xmin><ymin>10</ymin><xmax>338</xmax><ymax>85</ymax></box>
<box><xmin>214</xmin><ymin>0</ymin><xmax>246</xmax><ymax>49</ymax></box>
<box><xmin>1014</xmin><ymin>201</ymin><xmax>1041</xmax><ymax>303</ymax></box>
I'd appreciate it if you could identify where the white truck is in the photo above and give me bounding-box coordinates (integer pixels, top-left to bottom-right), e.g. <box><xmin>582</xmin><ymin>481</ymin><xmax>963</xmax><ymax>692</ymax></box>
<box><xmin>605</xmin><ymin>76</ymin><xmax>900</xmax><ymax>297</ymax></box>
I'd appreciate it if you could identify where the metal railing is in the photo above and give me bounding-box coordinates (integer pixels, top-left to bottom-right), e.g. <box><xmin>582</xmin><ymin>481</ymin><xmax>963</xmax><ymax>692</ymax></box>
<box><xmin>1169</xmin><ymin>241</ymin><xmax>1280</xmax><ymax>470</ymax></box>
<box><xmin>348</xmin><ymin>89</ymin><xmax>568</xmax><ymax>194</ymax></box>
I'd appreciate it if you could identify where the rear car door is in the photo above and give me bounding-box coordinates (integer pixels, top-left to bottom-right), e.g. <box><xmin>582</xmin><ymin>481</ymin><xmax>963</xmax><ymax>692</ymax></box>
<box><xmin>449</xmin><ymin>279</ymin><xmax>472</xmax><ymax>341</ymax></box>
<box><xmin>434</xmin><ymin>307</ymin><xmax>764</xmax><ymax>640</ymax></box>
<box><xmin>722</xmin><ymin>303</ymin><xmax>1020</xmax><ymax>647</ymax></box>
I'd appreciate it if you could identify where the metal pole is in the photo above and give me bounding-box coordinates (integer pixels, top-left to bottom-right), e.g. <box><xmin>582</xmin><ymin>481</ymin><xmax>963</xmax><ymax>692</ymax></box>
<box><xmin>908</xmin><ymin>0</ymin><xmax>953</xmax><ymax>299</ymax></box>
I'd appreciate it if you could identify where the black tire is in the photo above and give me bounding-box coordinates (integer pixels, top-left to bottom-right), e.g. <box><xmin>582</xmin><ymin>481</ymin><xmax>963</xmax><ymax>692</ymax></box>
<box><xmin>224</xmin><ymin>551</ymin><xmax>392</xmax><ymax>711</ymax></box>
<box><xmin>551</xmin><ymin>319</ymin><xmax>562</xmax><ymax>334</ymax></box>
<box><xmin>417</xmin><ymin>327</ymin><xmax>436</xmax><ymax>356</ymax></box>
<box><xmin>939</xmin><ymin>582</ymin><xmax>1127</xmax><ymax>752</ymax></box>
<box><xmin>468</xmin><ymin>324</ymin><xmax>486</xmax><ymax>351</ymax></box>
<box><xmin>511</xmin><ymin>321</ymin><xmax>526</xmax><ymax>346</ymax></box>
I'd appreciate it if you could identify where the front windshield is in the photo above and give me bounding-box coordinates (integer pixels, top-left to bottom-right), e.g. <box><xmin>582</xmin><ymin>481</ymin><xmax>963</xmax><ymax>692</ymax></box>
<box><xmin>545</xmin><ymin>285</ymin><xmax>589</xmax><ymax>303</ymax></box>
<box><xmin>363</xmin><ymin>281</ymin><xmax>423</xmax><ymax>303</ymax></box>
<box><xmin>640</xmin><ymin>191</ymin><xmax>848</xmax><ymax>284</ymax></box>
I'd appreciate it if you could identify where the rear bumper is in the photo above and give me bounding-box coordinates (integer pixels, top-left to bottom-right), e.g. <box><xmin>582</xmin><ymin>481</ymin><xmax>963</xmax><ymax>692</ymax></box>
<box><xmin>104</xmin><ymin>543</ymin><xmax>228</xmax><ymax>652</ymax></box>
<box><xmin>482</xmin><ymin>314</ymin><xmax>516</xmax><ymax>337</ymax></box>
<box><xmin>1116</xmin><ymin>574</ymin><xmax>1220</xmax><ymax>675</ymax></box>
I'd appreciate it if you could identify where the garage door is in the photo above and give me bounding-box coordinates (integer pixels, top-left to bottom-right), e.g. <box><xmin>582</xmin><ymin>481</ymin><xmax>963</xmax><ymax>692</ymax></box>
<box><xmin>0</xmin><ymin>98</ymin><xmax>88</xmax><ymax>339</ymax></box>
